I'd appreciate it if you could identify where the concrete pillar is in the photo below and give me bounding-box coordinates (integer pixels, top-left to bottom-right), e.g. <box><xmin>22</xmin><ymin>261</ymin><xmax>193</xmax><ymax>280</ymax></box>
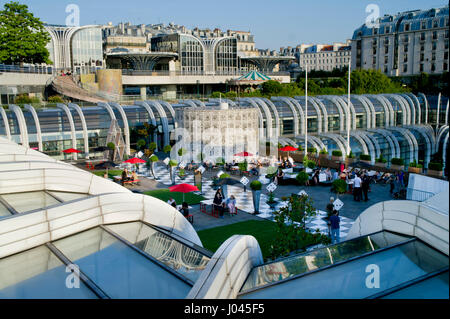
<box><xmin>140</xmin><ymin>86</ymin><xmax>147</xmax><ymax>100</ymax></box>
<box><xmin>162</xmin><ymin>84</ymin><xmax>177</xmax><ymax>100</ymax></box>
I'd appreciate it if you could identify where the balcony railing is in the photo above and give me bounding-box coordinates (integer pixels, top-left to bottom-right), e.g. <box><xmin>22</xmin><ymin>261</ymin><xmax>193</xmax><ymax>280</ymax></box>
<box><xmin>121</xmin><ymin>69</ymin><xmax>291</xmax><ymax>76</ymax></box>
<box><xmin>406</xmin><ymin>189</ymin><xmax>436</xmax><ymax>202</ymax></box>
<box><xmin>0</xmin><ymin>64</ymin><xmax>56</xmax><ymax>74</ymax></box>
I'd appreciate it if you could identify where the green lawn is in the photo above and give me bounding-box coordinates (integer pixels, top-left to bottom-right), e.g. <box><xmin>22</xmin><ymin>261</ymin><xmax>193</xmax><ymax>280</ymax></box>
<box><xmin>93</xmin><ymin>170</ymin><xmax>123</xmax><ymax>178</ymax></box>
<box><xmin>197</xmin><ymin>220</ymin><xmax>277</xmax><ymax>260</ymax></box>
<box><xmin>144</xmin><ymin>189</ymin><xmax>205</xmax><ymax>205</ymax></box>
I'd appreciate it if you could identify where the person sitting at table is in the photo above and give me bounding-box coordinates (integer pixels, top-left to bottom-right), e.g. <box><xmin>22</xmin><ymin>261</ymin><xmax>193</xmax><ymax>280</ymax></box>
<box><xmin>250</xmin><ymin>164</ymin><xmax>259</xmax><ymax>176</ymax></box>
<box><xmin>324</xmin><ymin>168</ymin><xmax>332</xmax><ymax>181</ymax></box>
<box><xmin>283</xmin><ymin>157</ymin><xmax>292</xmax><ymax>168</ymax></box>
<box><xmin>121</xmin><ymin>168</ymin><xmax>131</xmax><ymax>186</ymax></box>
<box><xmin>179</xmin><ymin>202</ymin><xmax>190</xmax><ymax>218</ymax></box>
<box><xmin>288</xmin><ymin>156</ymin><xmax>294</xmax><ymax>168</ymax></box>
<box><xmin>274</xmin><ymin>167</ymin><xmax>285</xmax><ymax>185</ymax></box>
<box><xmin>312</xmin><ymin>170</ymin><xmax>320</xmax><ymax>185</ymax></box>
<box><xmin>225</xmin><ymin>195</ymin><xmax>237</xmax><ymax>215</ymax></box>
<box><xmin>187</xmin><ymin>160</ymin><xmax>195</xmax><ymax>171</ymax></box>
<box><xmin>131</xmin><ymin>170</ymin><xmax>138</xmax><ymax>184</ymax></box>
<box><xmin>167</xmin><ymin>197</ymin><xmax>177</xmax><ymax>208</ymax></box>
<box><xmin>213</xmin><ymin>188</ymin><xmax>224</xmax><ymax>219</ymax></box>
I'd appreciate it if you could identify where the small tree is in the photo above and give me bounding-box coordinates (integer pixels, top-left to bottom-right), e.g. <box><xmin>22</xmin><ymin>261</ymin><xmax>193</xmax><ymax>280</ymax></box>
<box><xmin>107</xmin><ymin>142</ymin><xmax>115</xmax><ymax>161</ymax></box>
<box><xmin>296</xmin><ymin>171</ymin><xmax>309</xmax><ymax>185</ymax></box>
<box><xmin>270</xmin><ymin>195</ymin><xmax>324</xmax><ymax>259</ymax></box>
<box><xmin>137</xmin><ymin>139</ymin><xmax>146</xmax><ymax>150</ymax></box>
<box><xmin>148</xmin><ymin>142</ymin><xmax>157</xmax><ymax>153</ymax></box>
<box><xmin>163</xmin><ymin>145</ymin><xmax>172</xmax><ymax>154</ymax></box>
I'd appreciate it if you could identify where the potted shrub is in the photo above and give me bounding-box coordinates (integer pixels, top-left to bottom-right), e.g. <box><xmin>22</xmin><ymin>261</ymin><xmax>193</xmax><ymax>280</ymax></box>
<box><xmin>346</xmin><ymin>150</ymin><xmax>356</xmax><ymax>165</ymax></box>
<box><xmin>148</xmin><ymin>142</ymin><xmax>157</xmax><ymax>155</ymax></box>
<box><xmin>427</xmin><ymin>162</ymin><xmax>443</xmax><ymax>177</ymax></box>
<box><xmin>390</xmin><ymin>157</ymin><xmax>404</xmax><ymax>170</ymax></box>
<box><xmin>107</xmin><ymin>142</ymin><xmax>115</xmax><ymax>161</ymax></box>
<box><xmin>332</xmin><ymin>179</ymin><xmax>347</xmax><ymax>194</ymax></box>
<box><xmin>238</xmin><ymin>161</ymin><xmax>248</xmax><ymax>175</ymax></box>
<box><xmin>266</xmin><ymin>191</ymin><xmax>277</xmax><ymax>209</ymax></box>
<box><xmin>178</xmin><ymin>168</ymin><xmax>186</xmax><ymax>180</ymax></box>
<box><xmin>250</xmin><ymin>180</ymin><xmax>262</xmax><ymax>214</ymax></box>
<box><xmin>359</xmin><ymin>154</ymin><xmax>371</xmax><ymax>164</ymax></box>
<box><xmin>375</xmin><ymin>154</ymin><xmax>387</xmax><ymax>168</ymax></box>
<box><xmin>319</xmin><ymin>148</ymin><xmax>328</xmax><ymax>160</ymax></box>
<box><xmin>137</xmin><ymin>139</ymin><xmax>146</xmax><ymax>151</ymax></box>
<box><xmin>331</xmin><ymin>150</ymin><xmax>343</xmax><ymax>161</ymax></box>
<box><xmin>163</xmin><ymin>145</ymin><xmax>172</xmax><ymax>154</ymax></box>
<box><xmin>296</xmin><ymin>171</ymin><xmax>309</xmax><ymax>185</ymax></box>
<box><xmin>149</xmin><ymin>155</ymin><xmax>159</xmax><ymax>179</ymax></box>
<box><xmin>219</xmin><ymin>173</ymin><xmax>231</xmax><ymax>198</ymax></box>
<box><xmin>307</xmin><ymin>147</ymin><xmax>317</xmax><ymax>157</ymax></box>
<box><xmin>408</xmin><ymin>160</ymin><xmax>423</xmax><ymax>174</ymax></box>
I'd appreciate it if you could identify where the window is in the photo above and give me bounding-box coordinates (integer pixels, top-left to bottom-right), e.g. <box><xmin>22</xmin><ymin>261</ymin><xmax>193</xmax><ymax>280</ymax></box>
<box><xmin>444</xmin><ymin>51</ymin><xmax>448</xmax><ymax>60</ymax></box>
<box><xmin>385</xmin><ymin>45</ymin><xmax>389</xmax><ymax>54</ymax></box>
<box><xmin>384</xmin><ymin>66</ymin><xmax>388</xmax><ymax>73</ymax></box>
<box><xmin>420</xmin><ymin>64</ymin><xmax>424</xmax><ymax>72</ymax></box>
<box><xmin>433</xmin><ymin>19</ymin><xmax>438</xmax><ymax>28</ymax></box>
<box><xmin>373</xmin><ymin>47</ymin><xmax>377</xmax><ymax>55</ymax></box>
<box><xmin>420</xmin><ymin>53</ymin><xmax>424</xmax><ymax>62</ymax></box>
<box><xmin>432</xmin><ymin>31</ymin><xmax>437</xmax><ymax>40</ymax></box>
<box><xmin>445</xmin><ymin>42</ymin><xmax>449</xmax><ymax>50</ymax></box>
<box><xmin>421</xmin><ymin>44</ymin><xmax>425</xmax><ymax>51</ymax></box>
<box><xmin>403</xmin><ymin>35</ymin><xmax>409</xmax><ymax>43</ymax></box>
<box><xmin>384</xmin><ymin>56</ymin><xmax>388</xmax><ymax>64</ymax></box>
<box><xmin>432</xmin><ymin>52</ymin><xmax>436</xmax><ymax>61</ymax></box>
<box><xmin>444</xmin><ymin>62</ymin><xmax>448</xmax><ymax>71</ymax></box>
<box><xmin>405</xmin><ymin>23</ymin><xmax>410</xmax><ymax>31</ymax></box>
<box><xmin>404</xmin><ymin>54</ymin><xmax>408</xmax><ymax>62</ymax></box>
<box><xmin>446</xmin><ymin>30</ymin><xmax>449</xmax><ymax>39</ymax></box>
<box><xmin>385</xmin><ymin>26</ymin><xmax>390</xmax><ymax>33</ymax></box>
<box><xmin>420</xmin><ymin>32</ymin><xmax>426</xmax><ymax>41</ymax></box>
<box><xmin>373</xmin><ymin>56</ymin><xmax>376</xmax><ymax>64</ymax></box>
<box><xmin>403</xmin><ymin>64</ymin><xmax>407</xmax><ymax>73</ymax></box>
<box><xmin>432</xmin><ymin>42</ymin><xmax>437</xmax><ymax>50</ymax></box>
<box><xmin>431</xmin><ymin>63</ymin><xmax>435</xmax><ymax>72</ymax></box>
<box><xmin>404</xmin><ymin>44</ymin><xmax>408</xmax><ymax>52</ymax></box>
<box><xmin>373</xmin><ymin>28</ymin><xmax>378</xmax><ymax>35</ymax></box>
<box><xmin>421</xmin><ymin>21</ymin><xmax>426</xmax><ymax>29</ymax></box>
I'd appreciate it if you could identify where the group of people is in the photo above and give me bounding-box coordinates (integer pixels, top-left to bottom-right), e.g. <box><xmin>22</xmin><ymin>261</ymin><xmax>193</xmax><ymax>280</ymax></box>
<box><xmin>213</xmin><ymin>188</ymin><xmax>237</xmax><ymax>219</ymax></box>
<box><xmin>168</xmin><ymin>198</ymin><xmax>191</xmax><ymax>221</ymax></box>
<box><xmin>351</xmin><ymin>171</ymin><xmax>372</xmax><ymax>202</ymax></box>
<box><xmin>119</xmin><ymin>168</ymin><xmax>139</xmax><ymax>186</ymax></box>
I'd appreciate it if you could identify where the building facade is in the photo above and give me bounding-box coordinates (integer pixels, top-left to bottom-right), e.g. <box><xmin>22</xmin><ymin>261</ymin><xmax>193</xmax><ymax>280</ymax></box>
<box><xmin>351</xmin><ymin>6</ymin><xmax>449</xmax><ymax>76</ymax></box>
<box><xmin>45</xmin><ymin>24</ymin><xmax>104</xmax><ymax>74</ymax></box>
<box><xmin>281</xmin><ymin>42</ymin><xmax>351</xmax><ymax>71</ymax></box>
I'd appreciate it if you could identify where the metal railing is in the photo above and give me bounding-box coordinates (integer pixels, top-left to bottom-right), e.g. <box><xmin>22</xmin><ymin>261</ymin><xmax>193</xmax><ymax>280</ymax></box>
<box><xmin>121</xmin><ymin>69</ymin><xmax>290</xmax><ymax>77</ymax></box>
<box><xmin>406</xmin><ymin>188</ymin><xmax>436</xmax><ymax>202</ymax></box>
<box><xmin>0</xmin><ymin>64</ymin><xmax>57</xmax><ymax>74</ymax></box>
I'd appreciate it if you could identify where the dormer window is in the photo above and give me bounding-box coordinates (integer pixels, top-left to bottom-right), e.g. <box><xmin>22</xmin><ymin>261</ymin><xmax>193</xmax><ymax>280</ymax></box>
<box><xmin>385</xmin><ymin>26</ymin><xmax>390</xmax><ymax>33</ymax></box>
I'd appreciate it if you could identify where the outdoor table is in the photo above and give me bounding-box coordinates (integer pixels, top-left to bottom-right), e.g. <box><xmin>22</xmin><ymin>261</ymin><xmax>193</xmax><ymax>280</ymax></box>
<box><xmin>200</xmin><ymin>199</ymin><xmax>219</xmax><ymax>218</ymax></box>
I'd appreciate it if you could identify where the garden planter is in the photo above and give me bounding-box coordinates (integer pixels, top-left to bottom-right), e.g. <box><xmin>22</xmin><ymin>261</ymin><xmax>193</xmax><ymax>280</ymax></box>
<box><xmin>408</xmin><ymin>167</ymin><xmax>422</xmax><ymax>174</ymax></box>
<box><xmin>375</xmin><ymin>162</ymin><xmax>386</xmax><ymax>168</ymax></box>
<box><xmin>390</xmin><ymin>164</ymin><xmax>404</xmax><ymax>171</ymax></box>
<box><xmin>427</xmin><ymin>169</ymin><xmax>443</xmax><ymax>177</ymax></box>
<box><xmin>169</xmin><ymin>166</ymin><xmax>176</xmax><ymax>184</ymax></box>
<box><xmin>360</xmin><ymin>160</ymin><xmax>371</xmax><ymax>165</ymax></box>
<box><xmin>252</xmin><ymin>190</ymin><xmax>261</xmax><ymax>214</ymax></box>
<box><xmin>332</xmin><ymin>156</ymin><xmax>343</xmax><ymax>162</ymax></box>
<box><xmin>319</xmin><ymin>153</ymin><xmax>329</xmax><ymax>160</ymax></box>
<box><xmin>221</xmin><ymin>184</ymin><xmax>228</xmax><ymax>200</ymax></box>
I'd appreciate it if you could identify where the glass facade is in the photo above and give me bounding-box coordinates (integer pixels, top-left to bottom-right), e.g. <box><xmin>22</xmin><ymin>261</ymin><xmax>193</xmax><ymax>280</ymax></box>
<box><xmin>71</xmin><ymin>28</ymin><xmax>104</xmax><ymax>74</ymax></box>
<box><xmin>180</xmin><ymin>35</ymin><xmax>204</xmax><ymax>74</ymax></box>
<box><xmin>240</xmin><ymin>233</ymin><xmax>448</xmax><ymax>299</ymax></box>
<box><xmin>0</xmin><ymin>191</ymin><xmax>60</xmax><ymax>214</ymax></box>
<box><xmin>215</xmin><ymin>38</ymin><xmax>238</xmax><ymax>75</ymax></box>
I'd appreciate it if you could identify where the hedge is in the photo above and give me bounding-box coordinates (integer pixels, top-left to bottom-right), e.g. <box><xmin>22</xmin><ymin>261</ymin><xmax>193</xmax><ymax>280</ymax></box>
<box><xmin>391</xmin><ymin>158</ymin><xmax>404</xmax><ymax>166</ymax></box>
<box><xmin>296</xmin><ymin>171</ymin><xmax>309</xmax><ymax>185</ymax></box>
<box><xmin>332</xmin><ymin>150</ymin><xmax>342</xmax><ymax>157</ymax></box>
<box><xmin>360</xmin><ymin>154</ymin><xmax>371</xmax><ymax>161</ymax></box>
<box><xmin>332</xmin><ymin>179</ymin><xmax>347</xmax><ymax>194</ymax></box>
<box><xmin>428</xmin><ymin>162</ymin><xmax>442</xmax><ymax>171</ymax></box>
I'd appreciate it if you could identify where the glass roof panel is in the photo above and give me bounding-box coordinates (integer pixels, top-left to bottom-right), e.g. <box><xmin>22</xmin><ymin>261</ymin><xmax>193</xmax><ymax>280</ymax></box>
<box><xmin>239</xmin><ymin>239</ymin><xmax>449</xmax><ymax>299</ymax></box>
<box><xmin>52</xmin><ymin>227</ymin><xmax>192</xmax><ymax>299</ymax></box>
<box><xmin>0</xmin><ymin>202</ymin><xmax>11</xmax><ymax>218</ymax></box>
<box><xmin>0</xmin><ymin>245</ymin><xmax>97</xmax><ymax>299</ymax></box>
<box><xmin>105</xmin><ymin>222</ymin><xmax>210</xmax><ymax>283</ymax></box>
<box><xmin>47</xmin><ymin>191</ymin><xmax>89</xmax><ymax>202</ymax></box>
<box><xmin>0</xmin><ymin>191</ymin><xmax>60</xmax><ymax>213</ymax></box>
<box><xmin>381</xmin><ymin>271</ymin><xmax>449</xmax><ymax>299</ymax></box>
<box><xmin>241</xmin><ymin>231</ymin><xmax>409</xmax><ymax>292</ymax></box>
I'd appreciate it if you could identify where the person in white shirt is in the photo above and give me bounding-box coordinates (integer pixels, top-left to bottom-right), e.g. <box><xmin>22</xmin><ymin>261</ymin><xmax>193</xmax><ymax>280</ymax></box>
<box><xmin>288</xmin><ymin>156</ymin><xmax>294</xmax><ymax>167</ymax></box>
<box><xmin>167</xmin><ymin>197</ymin><xmax>177</xmax><ymax>208</ymax></box>
<box><xmin>353</xmin><ymin>173</ymin><xmax>362</xmax><ymax>202</ymax></box>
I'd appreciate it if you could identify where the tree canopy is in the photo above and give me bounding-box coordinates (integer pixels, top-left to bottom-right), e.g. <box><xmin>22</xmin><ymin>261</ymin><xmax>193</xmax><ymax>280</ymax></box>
<box><xmin>0</xmin><ymin>1</ymin><xmax>51</xmax><ymax>64</ymax></box>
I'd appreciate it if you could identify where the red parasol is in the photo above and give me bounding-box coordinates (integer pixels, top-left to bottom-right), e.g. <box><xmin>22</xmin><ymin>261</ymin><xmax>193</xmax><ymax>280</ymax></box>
<box><xmin>123</xmin><ymin>157</ymin><xmax>146</xmax><ymax>164</ymax></box>
<box><xmin>279</xmin><ymin>146</ymin><xmax>298</xmax><ymax>152</ymax></box>
<box><xmin>62</xmin><ymin>148</ymin><xmax>81</xmax><ymax>153</ymax></box>
<box><xmin>169</xmin><ymin>183</ymin><xmax>199</xmax><ymax>202</ymax></box>
<box><xmin>234</xmin><ymin>151</ymin><xmax>253</xmax><ymax>157</ymax></box>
